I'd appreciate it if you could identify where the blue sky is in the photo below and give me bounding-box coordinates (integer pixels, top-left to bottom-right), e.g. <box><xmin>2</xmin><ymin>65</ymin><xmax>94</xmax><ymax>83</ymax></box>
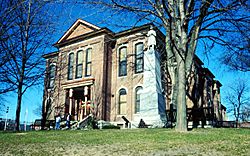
<box><xmin>1</xmin><ymin>2</ymin><xmax>249</xmax><ymax>123</ymax></box>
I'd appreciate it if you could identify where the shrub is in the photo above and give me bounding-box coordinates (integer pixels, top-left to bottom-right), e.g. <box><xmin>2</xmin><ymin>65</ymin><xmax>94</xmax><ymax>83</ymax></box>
<box><xmin>102</xmin><ymin>125</ymin><xmax>120</xmax><ymax>129</ymax></box>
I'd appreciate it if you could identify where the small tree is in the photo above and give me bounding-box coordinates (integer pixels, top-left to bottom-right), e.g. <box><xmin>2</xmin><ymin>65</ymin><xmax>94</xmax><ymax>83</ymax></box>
<box><xmin>226</xmin><ymin>79</ymin><xmax>250</xmax><ymax>128</ymax></box>
<box><xmin>241</xmin><ymin>105</ymin><xmax>250</xmax><ymax>122</ymax></box>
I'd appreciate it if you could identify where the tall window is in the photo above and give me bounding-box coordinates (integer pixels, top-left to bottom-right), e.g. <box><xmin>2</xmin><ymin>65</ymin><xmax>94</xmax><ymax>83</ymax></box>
<box><xmin>118</xmin><ymin>88</ymin><xmax>127</xmax><ymax>115</ymax></box>
<box><xmin>49</xmin><ymin>64</ymin><xmax>56</xmax><ymax>88</ymax></box>
<box><xmin>85</xmin><ymin>48</ymin><xmax>92</xmax><ymax>76</ymax></box>
<box><xmin>135</xmin><ymin>43</ymin><xmax>144</xmax><ymax>73</ymax></box>
<box><xmin>119</xmin><ymin>47</ymin><xmax>127</xmax><ymax>76</ymax></box>
<box><xmin>135</xmin><ymin>86</ymin><xmax>143</xmax><ymax>113</ymax></box>
<box><xmin>76</xmin><ymin>50</ymin><xmax>83</xmax><ymax>78</ymax></box>
<box><xmin>68</xmin><ymin>53</ymin><xmax>74</xmax><ymax>80</ymax></box>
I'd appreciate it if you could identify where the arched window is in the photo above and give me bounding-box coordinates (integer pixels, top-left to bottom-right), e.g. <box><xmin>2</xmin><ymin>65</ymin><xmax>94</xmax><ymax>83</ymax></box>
<box><xmin>135</xmin><ymin>43</ymin><xmax>144</xmax><ymax>73</ymax></box>
<box><xmin>68</xmin><ymin>53</ymin><xmax>74</xmax><ymax>80</ymax></box>
<box><xmin>118</xmin><ymin>88</ymin><xmax>127</xmax><ymax>115</ymax></box>
<box><xmin>49</xmin><ymin>64</ymin><xmax>56</xmax><ymax>88</ymax></box>
<box><xmin>76</xmin><ymin>50</ymin><xmax>83</xmax><ymax>78</ymax></box>
<box><xmin>119</xmin><ymin>47</ymin><xmax>127</xmax><ymax>76</ymax></box>
<box><xmin>85</xmin><ymin>48</ymin><xmax>92</xmax><ymax>76</ymax></box>
<box><xmin>135</xmin><ymin>86</ymin><xmax>143</xmax><ymax>113</ymax></box>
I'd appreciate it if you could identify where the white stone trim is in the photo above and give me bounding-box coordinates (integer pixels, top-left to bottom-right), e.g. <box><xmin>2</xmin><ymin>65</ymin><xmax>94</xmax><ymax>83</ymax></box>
<box><xmin>67</xmin><ymin>50</ymin><xmax>75</xmax><ymax>56</ymax></box>
<box><xmin>116</xmin><ymin>86</ymin><xmax>128</xmax><ymax>94</ymax></box>
<box><xmin>132</xmin><ymin>84</ymin><xmax>143</xmax><ymax>93</ymax></box>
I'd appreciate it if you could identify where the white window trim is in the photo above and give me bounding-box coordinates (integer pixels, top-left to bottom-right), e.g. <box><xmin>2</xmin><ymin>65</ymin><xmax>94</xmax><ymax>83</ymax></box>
<box><xmin>133</xmin><ymin>40</ymin><xmax>145</xmax><ymax>75</ymax></box>
<box><xmin>117</xmin><ymin>87</ymin><xmax>128</xmax><ymax>115</ymax></box>
<box><xmin>117</xmin><ymin>44</ymin><xmax>128</xmax><ymax>78</ymax></box>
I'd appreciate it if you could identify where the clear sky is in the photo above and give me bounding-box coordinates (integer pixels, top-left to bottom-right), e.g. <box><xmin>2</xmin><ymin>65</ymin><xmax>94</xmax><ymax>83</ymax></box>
<box><xmin>1</xmin><ymin>2</ymin><xmax>249</xmax><ymax>123</ymax></box>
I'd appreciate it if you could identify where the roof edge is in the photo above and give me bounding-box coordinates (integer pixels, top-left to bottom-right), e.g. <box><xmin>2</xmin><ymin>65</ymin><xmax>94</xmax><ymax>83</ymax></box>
<box><xmin>43</xmin><ymin>51</ymin><xmax>59</xmax><ymax>58</ymax></box>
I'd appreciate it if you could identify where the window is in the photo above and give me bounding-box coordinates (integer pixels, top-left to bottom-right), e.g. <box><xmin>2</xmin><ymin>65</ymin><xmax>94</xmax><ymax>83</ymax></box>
<box><xmin>85</xmin><ymin>48</ymin><xmax>92</xmax><ymax>76</ymax></box>
<box><xmin>76</xmin><ymin>50</ymin><xmax>83</xmax><ymax>78</ymax></box>
<box><xmin>119</xmin><ymin>47</ymin><xmax>127</xmax><ymax>76</ymax></box>
<box><xmin>135</xmin><ymin>43</ymin><xmax>144</xmax><ymax>73</ymax></box>
<box><xmin>49</xmin><ymin>64</ymin><xmax>56</xmax><ymax>88</ymax></box>
<box><xmin>118</xmin><ymin>88</ymin><xmax>127</xmax><ymax>115</ymax></box>
<box><xmin>68</xmin><ymin>53</ymin><xmax>74</xmax><ymax>80</ymax></box>
<box><xmin>135</xmin><ymin>86</ymin><xmax>143</xmax><ymax>113</ymax></box>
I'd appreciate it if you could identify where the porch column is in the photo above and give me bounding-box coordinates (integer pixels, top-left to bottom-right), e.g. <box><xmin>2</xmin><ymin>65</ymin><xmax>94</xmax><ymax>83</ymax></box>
<box><xmin>69</xmin><ymin>89</ymin><xmax>73</xmax><ymax>115</ymax></box>
<box><xmin>75</xmin><ymin>99</ymin><xmax>78</xmax><ymax>121</ymax></box>
<box><xmin>84</xmin><ymin>86</ymin><xmax>89</xmax><ymax>116</ymax></box>
<box><xmin>90</xmin><ymin>85</ymin><xmax>94</xmax><ymax>114</ymax></box>
<box><xmin>80</xmin><ymin>99</ymin><xmax>83</xmax><ymax>121</ymax></box>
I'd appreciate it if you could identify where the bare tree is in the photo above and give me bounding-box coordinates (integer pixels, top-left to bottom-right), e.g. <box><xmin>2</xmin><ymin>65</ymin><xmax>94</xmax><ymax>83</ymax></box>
<box><xmin>241</xmin><ymin>105</ymin><xmax>250</xmax><ymax>122</ymax></box>
<box><xmin>0</xmin><ymin>0</ymin><xmax>55</xmax><ymax>131</ymax></box>
<box><xmin>33</xmin><ymin>102</ymin><xmax>43</xmax><ymax>118</ymax></box>
<box><xmin>66</xmin><ymin>0</ymin><xmax>249</xmax><ymax>131</ymax></box>
<box><xmin>222</xmin><ymin>27</ymin><xmax>250</xmax><ymax>72</ymax></box>
<box><xmin>226</xmin><ymin>79</ymin><xmax>250</xmax><ymax>128</ymax></box>
<box><xmin>0</xmin><ymin>0</ymin><xmax>19</xmax><ymax>95</ymax></box>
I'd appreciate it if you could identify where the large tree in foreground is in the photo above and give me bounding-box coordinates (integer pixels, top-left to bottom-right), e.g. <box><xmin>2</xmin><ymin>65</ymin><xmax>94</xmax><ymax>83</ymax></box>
<box><xmin>0</xmin><ymin>0</ymin><xmax>54</xmax><ymax>131</ymax></box>
<box><xmin>75</xmin><ymin>0</ymin><xmax>250</xmax><ymax>131</ymax></box>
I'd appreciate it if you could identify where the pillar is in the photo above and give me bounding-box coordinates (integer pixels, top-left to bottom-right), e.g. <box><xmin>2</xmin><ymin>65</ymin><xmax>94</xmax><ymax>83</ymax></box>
<box><xmin>84</xmin><ymin>86</ymin><xmax>88</xmax><ymax>117</ymax></box>
<box><xmin>69</xmin><ymin>89</ymin><xmax>73</xmax><ymax>115</ymax></box>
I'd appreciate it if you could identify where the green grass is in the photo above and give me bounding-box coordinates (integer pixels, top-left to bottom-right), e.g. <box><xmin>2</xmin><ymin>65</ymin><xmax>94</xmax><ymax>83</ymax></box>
<box><xmin>0</xmin><ymin>128</ymin><xmax>249</xmax><ymax>155</ymax></box>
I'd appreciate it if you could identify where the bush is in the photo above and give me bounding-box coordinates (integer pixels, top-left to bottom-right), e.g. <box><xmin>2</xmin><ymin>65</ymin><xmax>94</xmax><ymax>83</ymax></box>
<box><xmin>85</xmin><ymin>116</ymin><xmax>99</xmax><ymax>129</ymax></box>
<box><xmin>102</xmin><ymin>125</ymin><xmax>120</xmax><ymax>129</ymax></box>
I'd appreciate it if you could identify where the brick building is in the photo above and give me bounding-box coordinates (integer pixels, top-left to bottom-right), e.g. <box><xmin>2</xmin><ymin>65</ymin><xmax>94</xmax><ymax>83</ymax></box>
<box><xmin>43</xmin><ymin>19</ymin><xmax>226</xmax><ymax>128</ymax></box>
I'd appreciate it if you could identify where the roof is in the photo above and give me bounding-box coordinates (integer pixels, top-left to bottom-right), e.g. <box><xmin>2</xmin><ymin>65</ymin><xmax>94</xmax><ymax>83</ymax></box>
<box><xmin>194</xmin><ymin>55</ymin><xmax>204</xmax><ymax>66</ymax></box>
<box><xmin>43</xmin><ymin>51</ymin><xmax>59</xmax><ymax>59</ymax></box>
<box><xmin>56</xmin><ymin>19</ymin><xmax>101</xmax><ymax>44</ymax></box>
<box><xmin>115</xmin><ymin>23</ymin><xmax>165</xmax><ymax>42</ymax></box>
<box><xmin>54</xmin><ymin>19</ymin><xmax>115</xmax><ymax>48</ymax></box>
<box><xmin>203</xmin><ymin>68</ymin><xmax>215</xmax><ymax>78</ymax></box>
<box><xmin>115</xmin><ymin>23</ymin><xmax>152</xmax><ymax>37</ymax></box>
<box><xmin>53</xmin><ymin>20</ymin><xmax>166</xmax><ymax>48</ymax></box>
<box><xmin>221</xmin><ymin>104</ymin><xmax>226</xmax><ymax>110</ymax></box>
<box><xmin>54</xmin><ymin>28</ymin><xmax>114</xmax><ymax>48</ymax></box>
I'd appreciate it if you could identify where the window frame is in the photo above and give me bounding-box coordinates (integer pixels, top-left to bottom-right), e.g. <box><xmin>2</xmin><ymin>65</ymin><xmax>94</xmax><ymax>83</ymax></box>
<box><xmin>135</xmin><ymin>42</ymin><xmax>144</xmax><ymax>74</ymax></box>
<box><xmin>118</xmin><ymin>46</ymin><xmax>127</xmax><ymax>77</ymax></box>
<box><xmin>85</xmin><ymin>48</ymin><xmax>92</xmax><ymax>77</ymax></box>
<box><xmin>48</xmin><ymin>64</ymin><xmax>56</xmax><ymax>89</ymax></box>
<box><xmin>135</xmin><ymin>86</ymin><xmax>143</xmax><ymax>114</ymax></box>
<box><xmin>118</xmin><ymin>88</ymin><xmax>127</xmax><ymax>115</ymax></box>
<box><xmin>67</xmin><ymin>53</ymin><xmax>74</xmax><ymax>80</ymax></box>
<box><xmin>75</xmin><ymin>50</ymin><xmax>83</xmax><ymax>79</ymax></box>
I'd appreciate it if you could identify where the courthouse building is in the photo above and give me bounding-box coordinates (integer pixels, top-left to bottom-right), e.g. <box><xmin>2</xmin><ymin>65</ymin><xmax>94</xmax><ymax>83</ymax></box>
<box><xmin>43</xmin><ymin>19</ymin><xmax>226</xmax><ymax>128</ymax></box>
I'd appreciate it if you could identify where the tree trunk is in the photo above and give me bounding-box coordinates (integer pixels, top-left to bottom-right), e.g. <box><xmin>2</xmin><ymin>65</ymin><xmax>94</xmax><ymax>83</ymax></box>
<box><xmin>235</xmin><ymin>117</ymin><xmax>238</xmax><ymax>128</ymax></box>
<box><xmin>176</xmin><ymin>59</ymin><xmax>187</xmax><ymax>131</ymax></box>
<box><xmin>15</xmin><ymin>82</ymin><xmax>23</xmax><ymax>131</ymax></box>
<box><xmin>41</xmin><ymin>91</ymin><xmax>47</xmax><ymax>130</ymax></box>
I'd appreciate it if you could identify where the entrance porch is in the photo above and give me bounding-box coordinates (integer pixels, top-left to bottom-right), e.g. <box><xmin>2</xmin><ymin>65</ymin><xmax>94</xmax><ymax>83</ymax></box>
<box><xmin>64</xmin><ymin>85</ymin><xmax>94</xmax><ymax>121</ymax></box>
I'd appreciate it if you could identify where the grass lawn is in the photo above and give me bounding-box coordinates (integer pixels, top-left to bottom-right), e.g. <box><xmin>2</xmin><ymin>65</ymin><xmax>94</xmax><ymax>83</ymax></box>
<box><xmin>0</xmin><ymin>128</ymin><xmax>249</xmax><ymax>155</ymax></box>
